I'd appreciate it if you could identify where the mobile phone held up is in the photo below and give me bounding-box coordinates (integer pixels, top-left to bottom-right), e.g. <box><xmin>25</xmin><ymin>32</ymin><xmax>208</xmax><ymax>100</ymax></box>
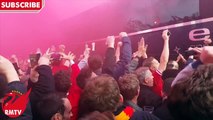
<box><xmin>167</xmin><ymin>31</ymin><xmax>171</xmax><ymax>36</ymax></box>
<box><xmin>29</xmin><ymin>53</ymin><xmax>41</xmax><ymax>68</ymax></box>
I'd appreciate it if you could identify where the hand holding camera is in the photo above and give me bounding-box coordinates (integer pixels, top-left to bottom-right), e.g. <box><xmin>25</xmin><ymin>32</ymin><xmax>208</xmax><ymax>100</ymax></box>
<box><xmin>29</xmin><ymin>48</ymin><xmax>52</xmax><ymax>68</ymax></box>
<box><xmin>29</xmin><ymin>53</ymin><xmax>41</xmax><ymax>68</ymax></box>
<box><xmin>162</xmin><ymin>29</ymin><xmax>170</xmax><ymax>40</ymax></box>
<box><xmin>185</xmin><ymin>47</ymin><xmax>202</xmax><ymax>57</ymax></box>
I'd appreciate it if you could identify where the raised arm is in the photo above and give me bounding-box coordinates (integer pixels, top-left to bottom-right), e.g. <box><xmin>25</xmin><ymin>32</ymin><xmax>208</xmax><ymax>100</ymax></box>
<box><xmin>78</xmin><ymin>44</ymin><xmax>91</xmax><ymax>69</ymax></box>
<box><xmin>29</xmin><ymin>49</ymin><xmax>55</xmax><ymax>96</ymax></box>
<box><xmin>102</xmin><ymin>32</ymin><xmax>132</xmax><ymax>79</ymax></box>
<box><xmin>115</xmin><ymin>42</ymin><xmax>122</xmax><ymax>62</ymax></box>
<box><xmin>0</xmin><ymin>55</ymin><xmax>19</xmax><ymax>83</ymax></box>
<box><xmin>0</xmin><ymin>55</ymin><xmax>32</xmax><ymax>120</ymax></box>
<box><xmin>158</xmin><ymin>30</ymin><xmax>170</xmax><ymax>73</ymax></box>
<box><xmin>114</xmin><ymin>32</ymin><xmax>132</xmax><ymax>79</ymax></box>
<box><xmin>128</xmin><ymin>37</ymin><xmax>148</xmax><ymax>73</ymax></box>
<box><xmin>118</xmin><ymin>32</ymin><xmax>132</xmax><ymax>65</ymax></box>
<box><xmin>102</xmin><ymin>36</ymin><xmax>116</xmax><ymax>76</ymax></box>
<box><xmin>172</xmin><ymin>46</ymin><xmax>213</xmax><ymax>87</ymax></box>
<box><xmin>62</xmin><ymin>51</ymin><xmax>80</xmax><ymax>85</ymax></box>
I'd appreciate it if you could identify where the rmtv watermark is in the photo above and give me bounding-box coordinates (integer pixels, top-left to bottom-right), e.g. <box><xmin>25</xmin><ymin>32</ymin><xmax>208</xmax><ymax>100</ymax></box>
<box><xmin>0</xmin><ymin>0</ymin><xmax>45</xmax><ymax>13</ymax></box>
<box><xmin>2</xmin><ymin>89</ymin><xmax>31</xmax><ymax>118</ymax></box>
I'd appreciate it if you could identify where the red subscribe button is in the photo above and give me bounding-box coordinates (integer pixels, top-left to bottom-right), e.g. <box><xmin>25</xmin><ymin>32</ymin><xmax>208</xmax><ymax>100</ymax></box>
<box><xmin>0</xmin><ymin>0</ymin><xmax>44</xmax><ymax>12</ymax></box>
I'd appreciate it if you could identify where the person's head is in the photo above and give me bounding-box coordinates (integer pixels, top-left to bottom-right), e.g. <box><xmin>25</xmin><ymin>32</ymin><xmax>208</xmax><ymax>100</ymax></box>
<box><xmin>59</xmin><ymin>44</ymin><xmax>66</xmax><ymax>53</ymax></box>
<box><xmin>134</xmin><ymin>67</ymin><xmax>154</xmax><ymax>87</ymax></box>
<box><xmin>79</xmin><ymin>111</ymin><xmax>114</xmax><ymax>120</ymax></box>
<box><xmin>76</xmin><ymin>67</ymin><xmax>96</xmax><ymax>89</ymax></box>
<box><xmin>167</xmin><ymin>60</ymin><xmax>179</xmax><ymax>70</ymax></box>
<box><xmin>78</xmin><ymin>74</ymin><xmax>120</xmax><ymax>118</ymax></box>
<box><xmin>168</xmin><ymin>64</ymin><xmax>213</xmax><ymax>120</ymax></box>
<box><xmin>37</xmin><ymin>93</ymin><xmax>72</xmax><ymax>120</ymax></box>
<box><xmin>88</xmin><ymin>55</ymin><xmax>103</xmax><ymax>75</ymax></box>
<box><xmin>62</xmin><ymin>97</ymin><xmax>72</xmax><ymax>120</ymax></box>
<box><xmin>50</xmin><ymin>45</ymin><xmax>56</xmax><ymax>53</ymax></box>
<box><xmin>54</xmin><ymin>70</ymin><xmax>71</xmax><ymax>96</ymax></box>
<box><xmin>142</xmin><ymin>57</ymin><xmax>159</xmax><ymax>71</ymax></box>
<box><xmin>118</xmin><ymin>74</ymin><xmax>140</xmax><ymax>101</ymax></box>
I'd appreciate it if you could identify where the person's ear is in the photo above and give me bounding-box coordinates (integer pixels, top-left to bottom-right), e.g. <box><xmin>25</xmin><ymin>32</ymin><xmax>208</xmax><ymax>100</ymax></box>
<box><xmin>144</xmin><ymin>78</ymin><xmax>149</xmax><ymax>84</ymax></box>
<box><xmin>51</xmin><ymin>113</ymin><xmax>63</xmax><ymax>120</ymax></box>
<box><xmin>119</xmin><ymin>94</ymin><xmax>123</xmax><ymax>103</ymax></box>
<box><xmin>137</xmin><ymin>87</ymin><xmax>140</xmax><ymax>96</ymax></box>
<box><xmin>150</xmin><ymin>66</ymin><xmax>155</xmax><ymax>71</ymax></box>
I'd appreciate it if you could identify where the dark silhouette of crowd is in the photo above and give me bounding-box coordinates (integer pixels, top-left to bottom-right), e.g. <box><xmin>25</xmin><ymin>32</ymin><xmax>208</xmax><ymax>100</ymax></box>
<box><xmin>0</xmin><ymin>30</ymin><xmax>213</xmax><ymax>120</ymax></box>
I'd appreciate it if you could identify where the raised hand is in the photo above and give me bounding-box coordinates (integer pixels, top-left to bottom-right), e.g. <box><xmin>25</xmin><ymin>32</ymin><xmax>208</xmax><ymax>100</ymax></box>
<box><xmin>38</xmin><ymin>48</ymin><xmax>51</xmax><ymax>66</ymax></box>
<box><xmin>117</xmin><ymin>41</ymin><xmax>122</xmax><ymax>47</ymax></box>
<box><xmin>106</xmin><ymin>36</ymin><xmax>115</xmax><ymax>48</ymax></box>
<box><xmin>61</xmin><ymin>52</ymin><xmax>76</xmax><ymax>61</ymax></box>
<box><xmin>162</xmin><ymin>29</ymin><xmax>170</xmax><ymax>40</ymax></box>
<box><xmin>91</xmin><ymin>42</ymin><xmax>95</xmax><ymax>51</ymax></box>
<box><xmin>204</xmin><ymin>38</ymin><xmax>212</xmax><ymax>45</ymax></box>
<box><xmin>119</xmin><ymin>32</ymin><xmax>128</xmax><ymax>38</ymax></box>
<box><xmin>137</xmin><ymin>37</ymin><xmax>148</xmax><ymax>58</ymax></box>
<box><xmin>0</xmin><ymin>55</ymin><xmax>19</xmax><ymax>83</ymax></box>
<box><xmin>84</xmin><ymin>44</ymin><xmax>91</xmax><ymax>60</ymax></box>
<box><xmin>0</xmin><ymin>55</ymin><xmax>16</xmax><ymax>75</ymax></box>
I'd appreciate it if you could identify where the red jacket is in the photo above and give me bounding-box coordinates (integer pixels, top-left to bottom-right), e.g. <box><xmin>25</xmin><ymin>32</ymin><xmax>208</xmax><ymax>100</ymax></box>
<box><xmin>68</xmin><ymin>64</ymin><xmax>81</xmax><ymax>120</ymax></box>
<box><xmin>151</xmin><ymin>70</ymin><xmax>163</xmax><ymax>97</ymax></box>
<box><xmin>52</xmin><ymin>63</ymin><xmax>81</xmax><ymax>120</ymax></box>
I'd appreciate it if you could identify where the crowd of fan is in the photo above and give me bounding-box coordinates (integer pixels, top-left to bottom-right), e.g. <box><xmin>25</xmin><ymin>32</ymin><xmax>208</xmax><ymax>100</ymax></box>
<box><xmin>0</xmin><ymin>30</ymin><xmax>213</xmax><ymax>120</ymax></box>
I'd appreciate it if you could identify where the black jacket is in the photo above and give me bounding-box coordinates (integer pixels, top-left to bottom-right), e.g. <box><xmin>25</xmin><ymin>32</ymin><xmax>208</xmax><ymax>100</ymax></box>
<box><xmin>138</xmin><ymin>85</ymin><xmax>162</xmax><ymax>109</ymax></box>
<box><xmin>28</xmin><ymin>65</ymin><xmax>55</xmax><ymax>120</ymax></box>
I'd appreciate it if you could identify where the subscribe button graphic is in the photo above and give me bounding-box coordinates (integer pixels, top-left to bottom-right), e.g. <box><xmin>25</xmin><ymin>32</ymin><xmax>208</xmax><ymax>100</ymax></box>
<box><xmin>0</xmin><ymin>0</ymin><xmax>44</xmax><ymax>12</ymax></box>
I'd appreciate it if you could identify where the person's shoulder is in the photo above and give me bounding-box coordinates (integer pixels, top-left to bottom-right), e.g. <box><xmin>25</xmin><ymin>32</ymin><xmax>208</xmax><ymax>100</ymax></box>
<box><xmin>131</xmin><ymin>110</ymin><xmax>160</xmax><ymax>120</ymax></box>
<box><xmin>8</xmin><ymin>81</ymin><xmax>26</xmax><ymax>93</ymax></box>
<box><xmin>114</xmin><ymin>105</ymin><xmax>135</xmax><ymax>119</ymax></box>
<box><xmin>153</xmin><ymin>69</ymin><xmax>162</xmax><ymax>76</ymax></box>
